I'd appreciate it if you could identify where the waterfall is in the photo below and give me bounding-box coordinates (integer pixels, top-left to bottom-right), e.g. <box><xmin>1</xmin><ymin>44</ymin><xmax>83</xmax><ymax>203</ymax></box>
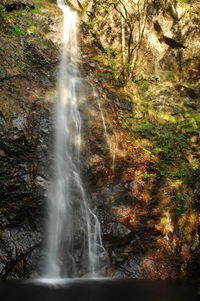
<box><xmin>96</xmin><ymin>95</ymin><xmax>116</xmax><ymax>171</ymax></box>
<box><xmin>44</xmin><ymin>0</ymin><xmax>107</xmax><ymax>279</ymax></box>
<box><xmin>94</xmin><ymin>88</ymin><xmax>116</xmax><ymax>172</ymax></box>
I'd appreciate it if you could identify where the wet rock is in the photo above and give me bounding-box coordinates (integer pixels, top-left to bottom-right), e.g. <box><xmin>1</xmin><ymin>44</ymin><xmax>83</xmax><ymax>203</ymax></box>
<box><xmin>106</xmin><ymin>91</ymin><xmax>132</xmax><ymax>111</ymax></box>
<box><xmin>0</xmin><ymin>150</ymin><xmax>5</xmax><ymax>157</ymax></box>
<box><xmin>24</xmin><ymin>37</ymin><xmax>59</xmax><ymax>66</ymax></box>
<box><xmin>121</xmin><ymin>258</ymin><xmax>143</xmax><ymax>278</ymax></box>
<box><xmin>186</xmin><ymin>247</ymin><xmax>200</xmax><ymax>280</ymax></box>
<box><xmin>0</xmin><ymin>0</ymin><xmax>58</xmax><ymax>279</ymax></box>
<box><xmin>35</xmin><ymin>176</ymin><xmax>47</xmax><ymax>189</ymax></box>
<box><xmin>0</xmin><ymin>101</ymin><xmax>50</xmax><ymax>279</ymax></box>
<box><xmin>102</xmin><ymin>222</ymin><xmax>131</xmax><ymax>245</ymax></box>
<box><xmin>111</xmin><ymin>257</ymin><xmax>143</xmax><ymax>278</ymax></box>
<box><xmin>0</xmin><ymin>227</ymin><xmax>41</xmax><ymax>279</ymax></box>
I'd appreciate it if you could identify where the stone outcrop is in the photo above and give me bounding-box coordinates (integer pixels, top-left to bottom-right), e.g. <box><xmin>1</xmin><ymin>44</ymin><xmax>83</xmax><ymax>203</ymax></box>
<box><xmin>70</xmin><ymin>0</ymin><xmax>200</xmax><ymax>83</ymax></box>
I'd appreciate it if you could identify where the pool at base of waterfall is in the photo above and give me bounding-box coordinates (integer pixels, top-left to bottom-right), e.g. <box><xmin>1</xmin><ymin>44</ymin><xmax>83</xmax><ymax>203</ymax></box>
<box><xmin>0</xmin><ymin>279</ymin><xmax>198</xmax><ymax>301</ymax></box>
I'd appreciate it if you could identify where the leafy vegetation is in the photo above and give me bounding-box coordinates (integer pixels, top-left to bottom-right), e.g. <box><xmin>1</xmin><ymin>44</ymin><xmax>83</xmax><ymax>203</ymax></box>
<box><xmin>92</xmin><ymin>47</ymin><xmax>125</xmax><ymax>86</ymax></box>
<box><xmin>171</xmin><ymin>193</ymin><xmax>192</xmax><ymax>216</ymax></box>
<box><xmin>10</xmin><ymin>25</ymin><xmax>25</xmax><ymax>36</ymax></box>
<box><xmin>140</xmin><ymin>172</ymin><xmax>154</xmax><ymax>179</ymax></box>
<box><xmin>178</xmin><ymin>0</ymin><xmax>191</xmax><ymax>3</ymax></box>
<box><xmin>118</xmin><ymin>108</ymin><xmax>199</xmax><ymax>181</ymax></box>
<box><xmin>161</xmin><ymin>216</ymin><xmax>167</xmax><ymax>224</ymax></box>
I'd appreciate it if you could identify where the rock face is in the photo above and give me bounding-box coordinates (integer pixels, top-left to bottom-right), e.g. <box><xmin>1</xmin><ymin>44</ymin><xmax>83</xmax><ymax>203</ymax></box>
<box><xmin>70</xmin><ymin>0</ymin><xmax>200</xmax><ymax>83</ymax></box>
<box><xmin>76</xmin><ymin>0</ymin><xmax>199</xmax><ymax>280</ymax></box>
<box><xmin>78</xmin><ymin>68</ymin><xmax>199</xmax><ymax>279</ymax></box>
<box><xmin>0</xmin><ymin>0</ymin><xmax>199</xmax><ymax>281</ymax></box>
<box><xmin>0</xmin><ymin>0</ymin><xmax>60</xmax><ymax>278</ymax></box>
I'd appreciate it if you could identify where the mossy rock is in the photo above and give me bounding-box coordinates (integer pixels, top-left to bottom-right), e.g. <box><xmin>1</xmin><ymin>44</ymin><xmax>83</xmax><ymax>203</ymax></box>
<box><xmin>107</xmin><ymin>90</ymin><xmax>133</xmax><ymax>111</ymax></box>
<box><xmin>1</xmin><ymin>0</ymin><xmax>35</xmax><ymax>11</ymax></box>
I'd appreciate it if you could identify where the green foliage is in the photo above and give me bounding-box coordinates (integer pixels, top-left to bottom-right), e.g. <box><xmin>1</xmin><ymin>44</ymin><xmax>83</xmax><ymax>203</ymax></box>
<box><xmin>136</xmin><ymin>79</ymin><xmax>150</xmax><ymax>91</ymax></box>
<box><xmin>118</xmin><ymin>108</ymin><xmax>198</xmax><ymax>181</ymax></box>
<box><xmin>96</xmin><ymin>3</ymin><xmax>111</xmax><ymax>10</ymax></box>
<box><xmin>141</xmin><ymin>172</ymin><xmax>154</xmax><ymax>179</ymax></box>
<box><xmin>135</xmin><ymin>121</ymin><xmax>155</xmax><ymax>136</ymax></box>
<box><xmin>171</xmin><ymin>193</ymin><xmax>192</xmax><ymax>216</ymax></box>
<box><xmin>178</xmin><ymin>0</ymin><xmax>190</xmax><ymax>3</ymax></box>
<box><xmin>163</xmin><ymin>206</ymin><xmax>169</xmax><ymax>211</ymax></box>
<box><xmin>93</xmin><ymin>47</ymin><xmax>123</xmax><ymax>85</ymax></box>
<box><xmin>0</xmin><ymin>4</ymin><xmax>6</xmax><ymax>15</ymax></box>
<box><xmin>97</xmin><ymin>72</ymin><xmax>111</xmax><ymax>77</ymax></box>
<box><xmin>84</xmin><ymin>21</ymin><xmax>95</xmax><ymax>30</ymax></box>
<box><xmin>0</xmin><ymin>0</ymin><xmax>51</xmax><ymax>37</ymax></box>
<box><xmin>180</xmin><ymin>112</ymin><xmax>200</xmax><ymax>135</ymax></box>
<box><xmin>32</xmin><ymin>0</ymin><xmax>42</xmax><ymax>14</ymax></box>
<box><xmin>168</xmin><ymin>165</ymin><xmax>190</xmax><ymax>179</ymax></box>
<box><xmin>161</xmin><ymin>217</ymin><xmax>167</xmax><ymax>224</ymax></box>
<box><xmin>10</xmin><ymin>25</ymin><xmax>26</xmax><ymax>36</ymax></box>
<box><xmin>127</xmin><ymin>118</ymin><xmax>188</xmax><ymax>165</ymax></box>
<box><xmin>24</xmin><ymin>48</ymin><xmax>49</xmax><ymax>66</ymax></box>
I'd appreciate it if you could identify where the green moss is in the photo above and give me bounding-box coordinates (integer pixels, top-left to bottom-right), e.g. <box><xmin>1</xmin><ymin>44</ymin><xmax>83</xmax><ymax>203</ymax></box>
<box><xmin>0</xmin><ymin>0</ymin><xmax>59</xmax><ymax>38</ymax></box>
<box><xmin>84</xmin><ymin>21</ymin><xmax>95</xmax><ymax>30</ymax></box>
<box><xmin>161</xmin><ymin>217</ymin><xmax>167</xmax><ymax>224</ymax></box>
<box><xmin>0</xmin><ymin>4</ymin><xmax>6</xmax><ymax>16</ymax></box>
<box><xmin>10</xmin><ymin>25</ymin><xmax>26</xmax><ymax>36</ymax></box>
<box><xmin>141</xmin><ymin>172</ymin><xmax>154</xmax><ymax>179</ymax></box>
<box><xmin>24</xmin><ymin>47</ymin><xmax>49</xmax><ymax>66</ymax></box>
<box><xmin>97</xmin><ymin>71</ymin><xmax>111</xmax><ymax>77</ymax></box>
<box><xmin>32</xmin><ymin>0</ymin><xmax>42</xmax><ymax>14</ymax></box>
<box><xmin>96</xmin><ymin>3</ymin><xmax>111</xmax><ymax>10</ymax></box>
<box><xmin>93</xmin><ymin>48</ymin><xmax>123</xmax><ymax>85</ymax></box>
<box><xmin>178</xmin><ymin>0</ymin><xmax>190</xmax><ymax>3</ymax></box>
<box><xmin>148</xmin><ymin>109</ymin><xmax>177</xmax><ymax>123</ymax></box>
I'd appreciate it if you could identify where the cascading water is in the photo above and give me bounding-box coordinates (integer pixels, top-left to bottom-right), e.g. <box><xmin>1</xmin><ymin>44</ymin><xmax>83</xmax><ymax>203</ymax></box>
<box><xmin>95</xmin><ymin>90</ymin><xmax>116</xmax><ymax>172</ymax></box>
<box><xmin>44</xmin><ymin>0</ymin><xmax>107</xmax><ymax>279</ymax></box>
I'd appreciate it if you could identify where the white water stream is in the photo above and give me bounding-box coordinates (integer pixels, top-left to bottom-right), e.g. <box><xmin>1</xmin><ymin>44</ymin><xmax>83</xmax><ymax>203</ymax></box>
<box><xmin>44</xmin><ymin>0</ymin><xmax>106</xmax><ymax>279</ymax></box>
<box><xmin>96</xmin><ymin>94</ymin><xmax>116</xmax><ymax>171</ymax></box>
